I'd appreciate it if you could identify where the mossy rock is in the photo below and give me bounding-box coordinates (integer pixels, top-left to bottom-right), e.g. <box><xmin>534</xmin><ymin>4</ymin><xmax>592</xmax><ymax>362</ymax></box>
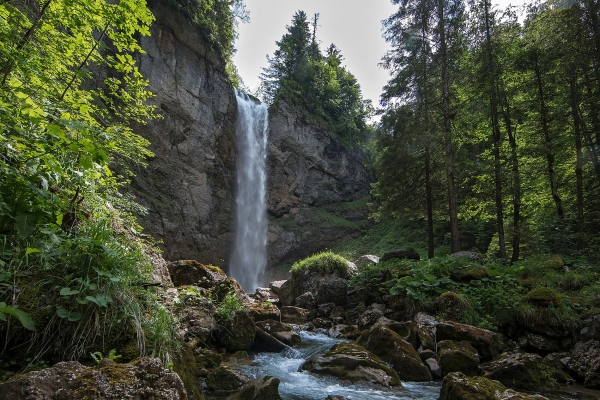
<box><xmin>437</xmin><ymin>340</ymin><xmax>480</xmax><ymax>377</ymax></box>
<box><xmin>435</xmin><ymin>292</ymin><xmax>472</xmax><ymax>321</ymax></box>
<box><xmin>525</xmin><ymin>287</ymin><xmax>560</xmax><ymax>307</ymax></box>
<box><xmin>194</xmin><ymin>348</ymin><xmax>222</xmax><ymax>369</ymax></box>
<box><xmin>519</xmin><ymin>277</ymin><xmax>536</xmax><ymax>288</ymax></box>
<box><xmin>451</xmin><ymin>267</ymin><xmax>489</xmax><ymax>283</ymax></box>
<box><xmin>543</xmin><ymin>255</ymin><xmax>564</xmax><ymax>270</ymax></box>
<box><xmin>206</xmin><ymin>367</ymin><xmax>249</xmax><ymax>392</ymax></box>
<box><xmin>480</xmin><ymin>352</ymin><xmax>559</xmax><ymax>392</ymax></box>
<box><xmin>300</xmin><ymin>342</ymin><xmax>401</xmax><ymax>387</ymax></box>
<box><xmin>439</xmin><ymin>372</ymin><xmax>506</xmax><ymax>400</ymax></box>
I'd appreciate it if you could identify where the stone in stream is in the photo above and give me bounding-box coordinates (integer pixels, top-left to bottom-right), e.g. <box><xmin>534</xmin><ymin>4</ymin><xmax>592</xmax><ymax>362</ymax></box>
<box><xmin>356</xmin><ymin>323</ymin><xmax>432</xmax><ymax>382</ymax></box>
<box><xmin>300</xmin><ymin>342</ymin><xmax>401</xmax><ymax>387</ymax></box>
<box><xmin>479</xmin><ymin>352</ymin><xmax>559</xmax><ymax>391</ymax></box>
<box><xmin>0</xmin><ymin>357</ymin><xmax>186</xmax><ymax>399</ymax></box>
<box><xmin>206</xmin><ymin>366</ymin><xmax>249</xmax><ymax>393</ymax></box>
<box><xmin>226</xmin><ymin>376</ymin><xmax>283</xmax><ymax>400</ymax></box>
<box><xmin>280</xmin><ymin>306</ymin><xmax>310</xmax><ymax>325</ymax></box>
<box><xmin>437</xmin><ymin>340</ymin><xmax>480</xmax><ymax>377</ymax></box>
<box><xmin>246</xmin><ymin>301</ymin><xmax>281</xmax><ymax>322</ymax></box>
<box><xmin>436</xmin><ymin>320</ymin><xmax>504</xmax><ymax>361</ymax></box>
<box><xmin>215</xmin><ymin>311</ymin><xmax>256</xmax><ymax>352</ymax></box>
<box><xmin>255</xmin><ymin>319</ymin><xmax>301</xmax><ymax>346</ymax></box>
<box><xmin>252</xmin><ymin>327</ymin><xmax>289</xmax><ymax>353</ymax></box>
<box><xmin>439</xmin><ymin>372</ymin><xmax>549</xmax><ymax>400</ymax></box>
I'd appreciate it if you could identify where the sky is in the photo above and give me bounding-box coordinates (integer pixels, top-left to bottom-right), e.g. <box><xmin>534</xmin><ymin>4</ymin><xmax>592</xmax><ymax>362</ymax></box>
<box><xmin>232</xmin><ymin>0</ymin><xmax>524</xmax><ymax>113</ymax></box>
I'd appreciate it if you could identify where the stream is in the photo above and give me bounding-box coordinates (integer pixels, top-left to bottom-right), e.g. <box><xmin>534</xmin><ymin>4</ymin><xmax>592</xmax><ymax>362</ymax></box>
<box><xmin>212</xmin><ymin>329</ymin><xmax>600</xmax><ymax>400</ymax></box>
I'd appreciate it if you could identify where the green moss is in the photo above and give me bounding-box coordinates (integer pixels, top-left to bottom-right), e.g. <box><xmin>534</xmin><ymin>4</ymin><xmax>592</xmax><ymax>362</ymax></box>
<box><xmin>525</xmin><ymin>287</ymin><xmax>561</xmax><ymax>307</ymax></box>
<box><xmin>544</xmin><ymin>255</ymin><xmax>565</xmax><ymax>270</ymax></box>
<box><xmin>290</xmin><ymin>251</ymin><xmax>350</xmax><ymax>277</ymax></box>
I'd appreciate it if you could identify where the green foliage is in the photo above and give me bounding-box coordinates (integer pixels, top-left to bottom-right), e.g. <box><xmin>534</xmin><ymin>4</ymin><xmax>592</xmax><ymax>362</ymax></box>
<box><xmin>214</xmin><ymin>293</ymin><xmax>246</xmax><ymax>322</ymax></box>
<box><xmin>290</xmin><ymin>250</ymin><xmax>350</xmax><ymax>277</ymax></box>
<box><xmin>259</xmin><ymin>11</ymin><xmax>372</xmax><ymax>148</ymax></box>
<box><xmin>0</xmin><ymin>0</ymin><xmax>177</xmax><ymax>364</ymax></box>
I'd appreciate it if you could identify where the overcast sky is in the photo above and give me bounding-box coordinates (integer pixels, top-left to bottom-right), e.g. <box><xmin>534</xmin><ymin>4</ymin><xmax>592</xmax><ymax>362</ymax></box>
<box><xmin>232</xmin><ymin>0</ymin><xmax>525</xmax><ymax>111</ymax></box>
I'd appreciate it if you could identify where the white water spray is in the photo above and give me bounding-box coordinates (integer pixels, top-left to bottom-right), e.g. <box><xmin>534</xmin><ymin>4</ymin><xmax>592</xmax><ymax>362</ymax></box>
<box><xmin>230</xmin><ymin>89</ymin><xmax>269</xmax><ymax>292</ymax></box>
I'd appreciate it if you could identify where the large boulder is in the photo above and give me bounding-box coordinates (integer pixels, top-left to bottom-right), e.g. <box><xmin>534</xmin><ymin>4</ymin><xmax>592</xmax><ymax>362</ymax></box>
<box><xmin>437</xmin><ymin>340</ymin><xmax>480</xmax><ymax>377</ymax></box>
<box><xmin>215</xmin><ymin>311</ymin><xmax>256</xmax><ymax>352</ymax></box>
<box><xmin>206</xmin><ymin>367</ymin><xmax>249</xmax><ymax>393</ymax></box>
<box><xmin>356</xmin><ymin>323</ymin><xmax>432</xmax><ymax>382</ymax></box>
<box><xmin>0</xmin><ymin>358</ymin><xmax>186</xmax><ymax>399</ymax></box>
<box><xmin>415</xmin><ymin>313</ymin><xmax>438</xmax><ymax>351</ymax></box>
<box><xmin>300</xmin><ymin>342</ymin><xmax>401</xmax><ymax>387</ymax></box>
<box><xmin>480</xmin><ymin>352</ymin><xmax>559</xmax><ymax>391</ymax></box>
<box><xmin>226</xmin><ymin>376</ymin><xmax>283</xmax><ymax>400</ymax></box>
<box><xmin>246</xmin><ymin>302</ymin><xmax>281</xmax><ymax>322</ymax></box>
<box><xmin>280</xmin><ymin>306</ymin><xmax>310</xmax><ymax>325</ymax></box>
<box><xmin>168</xmin><ymin>260</ymin><xmax>227</xmax><ymax>288</ymax></box>
<box><xmin>439</xmin><ymin>372</ymin><xmax>549</xmax><ymax>400</ymax></box>
<box><xmin>173</xmin><ymin>288</ymin><xmax>217</xmax><ymax>343</ymax></box>
<box><xmin>563</xmin><ymin>340</ymin><xmax>600</xmax><ymax>388</ymax></box>
<box><xmin>252</xmin><ymin>327</ymin><xmax>289</xmax><ymax>353</ymax></box>
<box><xmin>436</xmin><ymin>320</ymin><xmax>504</xmax><ymax>361</ymax></box>
<box><xmin>314</xmin><ymin>277</ymin><xmax>348</xmax><ymax>306</ymax></box>
<box><xmin>581</xmin><ymin>315</ymin><xmax>600</xmax><ymax>341</ymax></box>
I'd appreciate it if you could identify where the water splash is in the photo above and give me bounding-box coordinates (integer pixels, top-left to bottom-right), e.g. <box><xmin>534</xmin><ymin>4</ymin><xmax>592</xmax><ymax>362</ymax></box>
<box><xmin>230</xmin><ymin>89</ymin><xmax>269</xmax><ymax>292</ymax></box>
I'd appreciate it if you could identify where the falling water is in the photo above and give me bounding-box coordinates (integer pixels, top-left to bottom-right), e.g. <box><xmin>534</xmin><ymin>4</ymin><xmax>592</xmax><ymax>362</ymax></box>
<box><xmin>230</xmin><ymin>89</ymin><xmax>269</xmax><ymax>292</ymax></box>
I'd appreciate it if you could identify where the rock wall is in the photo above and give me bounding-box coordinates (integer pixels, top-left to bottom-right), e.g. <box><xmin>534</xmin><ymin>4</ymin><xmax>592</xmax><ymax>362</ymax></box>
<box><xmin>131</xmin><ymin>1</ymin><xmax>371</xmax><ymax>270</ymax></box>
<box><xmin>130</xmin><ymin>0</ymin><xmax>237</xmax><ymax>266</ymax></box>
<box><xmin>266</xmin><ymin>100</ymin><xmax>372</xmax><ymax>266</ymax></box>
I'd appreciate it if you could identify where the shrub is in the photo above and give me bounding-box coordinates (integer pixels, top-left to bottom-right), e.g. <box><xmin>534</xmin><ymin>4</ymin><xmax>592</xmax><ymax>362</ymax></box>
<box><xmin>290</xmin><ymin>251</ymin><xmax>350</xmax><ymax>278</ymax></box>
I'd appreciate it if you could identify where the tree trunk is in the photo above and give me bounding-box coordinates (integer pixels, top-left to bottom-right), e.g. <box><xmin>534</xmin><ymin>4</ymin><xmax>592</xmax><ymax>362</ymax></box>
<box><xmin>439</xmin><ymin>0</ymin><xmax>460</xmax><ymax>253</ymax></box>
<box><xmin>570</xmin><ymin>78</ymin><xmax>585</xmax><ymax>250</ymax></box>
<box><xmin>425</xmin><ymin>145</ymin><xmax>435</xmax><ymax>259</ymax></box>
<box><xmin>533</xmin><ymin>56</ymin><xmax>564</xmax><ymax>220</ymax></box>
<box><xmin>483</xmin><ymin>0</ymin><xmax>506</xmax><ymax>259</ymax></box>
<box><xmin>502</xmin><ymin>98</ymin><xmax>521</xmax><ymax>262</ymax></box>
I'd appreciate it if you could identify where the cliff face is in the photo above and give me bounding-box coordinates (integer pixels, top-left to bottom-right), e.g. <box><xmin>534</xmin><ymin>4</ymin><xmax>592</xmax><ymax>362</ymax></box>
<box><xmin>131</xmin><ymin>0</ymin><xmax>237</xmax><ymax>265</ymax></box>
<box><xmin>266</xmin><ymin>100</ymin><xmax>372</xmax><ymax>266</ymax></box>
<box><xmin>132</xmin><ymin>2</ymin><xmax>371</xmax><ymax>269</ymax></box>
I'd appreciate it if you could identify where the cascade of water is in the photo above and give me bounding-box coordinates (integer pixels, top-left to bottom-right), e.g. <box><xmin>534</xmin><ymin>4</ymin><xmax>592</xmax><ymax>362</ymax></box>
<box><xmin>229</xmin><ymin>89</ymin><xmax>269</xmax><ymax>292</ymax></box>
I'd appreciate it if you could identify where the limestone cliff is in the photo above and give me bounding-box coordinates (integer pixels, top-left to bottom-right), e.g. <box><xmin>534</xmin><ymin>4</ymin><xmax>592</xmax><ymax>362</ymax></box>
<box><xmin>266</xmin><ymin>100</ymin><xmax>372</xmax><ymax>266</ymax></box>
<box><xmin>130</xmin><ymin>0</ymin><xmax>237</xmax><ymax>265</ymax></box>
<box><xmin>131</xmin><ymin>1</ymin><xmax>371</xmax><ymax>270</ymax></box>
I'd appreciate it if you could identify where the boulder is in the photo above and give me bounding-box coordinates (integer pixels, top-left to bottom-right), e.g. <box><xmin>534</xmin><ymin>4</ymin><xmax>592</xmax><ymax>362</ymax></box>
<box><xmin>295</xmin><ymin>291</ymin><xmax>316</xmax><ymax>311</ymax></box>
<box><xmin>563</xmin><ymin>340</ymin><xmax>600</xmax><ymax>388</ymax></box>
<box><xmin>450</xmin><ymin>267</ymin><xmax>489</xmax><ymax>283</ymax></box>
<box><xmin>317</xmin><ymin>302</ymin><xmax>336</xmax><ymax>318</ymax></box>
<box><xmin>280</xmin><ymin>306</ymin><xmax>310</xmax><ymax>325</ymax></box>
<box><xmin>194</xmin><ymin>348</ymin><xmax>222</xmax><ymax>369</ymax></box>
<box><xmin>524</xmin><ymin>287</ymin><xmax>560</xmax><ymax>307</ymax></box>
<box><xmin>425</xmin><ymin>358</ymin><xmax>442</xmax><ymax>379</ymax></box>
<box><xmin>356</xmin><ymin>323</ymin><xmax>432</xmax><ymax>382</ymax></box>
<box><xmin>439</xmin><ymin>372</ymin><xmax>549</xmax><ymax>400</ymax></box>
<box><xmin>436</xmin><ymin>320</ymin><xmax>504</xmax><ymax>361</ymax></box>
<box><xmin>581</xmin><ymin>315</ymin><xmax>600</xmax><ymax>341</ymax></box>
<box><xmin>226</xmin><ymin>376</ymin><xmax>283</xmax><ymax>400</ymax></box>
<box><xmin>256</xmin><ymin>319</ymin><xmax>301</xmax><ymax>346</ymax></box>
<box><xmin>174</xmin><ymin>290</ymin><xmax>217</xmax><ymax>343</ymax></box>
<box><xmin>354</xmin><ymin>255</ymin><xmax>380</xmax><ymax>267</ymax></box>
<box><xmin>328</xmin><ymin>324</ymin><xmax>354</xmax><ymax>339</ymax></box>
<box><xmin>380</xmin><ymin>248</ymin><xmax>420</xmax><ymax>262</ymax></box>
<box><xmin>435</xmin><ymin>292</ymin><xmax>472</xmax><ymax>321</ymax></box>
<box><xmin>246</xmin><ymin>302</ymin><xmax>281</xmax><ymax>322</ymax></box>
<box><xmin>168</xmin><ymin>260</ymin><xmax>227</xmax><ymax>288</ymax></box>
<box><xmin>357</xmin><ymin>308</ymin><xmax>384</xmax><ymax>330</ymax></box>
<box><xmin>480</xmin><ymin>352</ymin><xmax>559</xmax><ymax>391</ymax></box>
<box><xmin>437</xmin><ymin>340</ymin><xmax>480</xmax><ymax>377</ymax></box>
<box><xmin>269</xmin><ymin>280</ymin><xmax>286</xmax><ymax>294</ymax></box>
<box><xmin>313</xmin><ymin>318</ymin><xmax>333</xmax><ymax>329</ymax></box>
<box><xmin>206</xmin><ymin>367</ymin><xmax>249</xmax><ymax>393</ymax></box>
<box><xmin>377</xmin><ymin>318</ymin><xmax>419</xmax><ymax>349</ymax></box>
<box><xmin>415</xmin><ymin>313</ymin><xmax>438</xmax><ymax>351</ymax></box>
<box><xmin>517</xmin><ymin>333</ymin><xmax>560</xmax><ymax>355</ymax></box>
<box><xmin>314</xmin><ymin>276</ymin><xmax>348</xmax><ymax>306</ymax></box>
<box><xmin>0</xmin><ymin>358</ymin><xmax>186</xmax><ymax>399</ymax></box>
<box><xmin>215</xmin><ymin>311</ymin><xmax>256</xmax><ymax>352</ymax></box>
<box><xmin>300</xmin><ymin>342</ymin><xmax>401</xmax><ymax>387</ymax></box>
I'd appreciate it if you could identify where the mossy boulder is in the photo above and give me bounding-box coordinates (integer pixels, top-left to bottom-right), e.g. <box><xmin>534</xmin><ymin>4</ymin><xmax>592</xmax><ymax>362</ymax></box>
<box><xmin>449</xmin><ymin>251</ymin><xmax>485</xmax><ymax>264</ymax></box>
<box><xmin>206</xmin><ymin>367</ymin><xmax>249</xmax><ymax>393</ymax></box>
<box><xmin>168</xmin><ymin>260</ymin><xmax>227</xmax><ymax>288</ymax></box>
<box><xmin>564</xmin><ymin>340</ymin><xmax>600</xmax><ymax>389</ymax></box>
<box><xmin>451</xmin><ymin>267</ymin><xmax>489</xmax><ymax>283</ymax></box>
<box><xmin>300</xmin><ymin>342</ymin><xmax>401</xmax><ymax>387</ymax></box>
<box><xmin>246</xmin><ymin>301</ymin><xmax>281</xmax><ymax>322</ymax></box>
<box><xmin>0</xmin><ymin>357</ymin><xmax>186</xmax><ymax>399</ymax></box>
<box><xmin>437</xmin><ymin>340</ymin><xmax>480</xmax><ymax>377</ymax></box>
<box><xmin>543</xmin><ymin>255</ymin><xmax>564</xmax><ymax>270</ymax></box>
<box><xmin>435</xmin><ymin>292</ymin><xmax>473</xmax><ymax>321</ymax></box>
<box><xmin>439</xmin><ymin>372</ymin><xmax>549</xmax><ymax>400</ymax></box>
<box><xmin>436</xmin><ymin>321</ymin><xmax>504</xmax><ymax>361</ymax></box>
<box><xmin>524</xmin><ymin>287</ymin><xmax>560</xmax><ymax>307</ymax></box>
<box><xmin>480</xmin><ymin>352</ymin><xmax>559</xmax><ymax>391</ymax></box>
<box><xmin>356</xmin><ymin>323</ymin><xmax>432</xmax><ymax>382</ymax></box>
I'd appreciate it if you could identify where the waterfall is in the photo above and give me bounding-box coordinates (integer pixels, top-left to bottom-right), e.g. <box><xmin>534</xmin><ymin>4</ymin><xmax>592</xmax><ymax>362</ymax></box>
<box><xmin>230</xmin><ymin>89</ymin><xmax>269</xmax><ymax>292</ymax></box>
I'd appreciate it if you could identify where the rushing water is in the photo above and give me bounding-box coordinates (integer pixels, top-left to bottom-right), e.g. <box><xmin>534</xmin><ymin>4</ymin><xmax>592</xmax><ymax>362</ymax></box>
<box><xmin>230</xmin><ymin>90</ymin><xmax>269</xmax><ymax>292</ymax></box>
<box><xmin>232</xmin><ymin>330</ymin><xmax>442</xmax><ymax>400</ymax></box>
